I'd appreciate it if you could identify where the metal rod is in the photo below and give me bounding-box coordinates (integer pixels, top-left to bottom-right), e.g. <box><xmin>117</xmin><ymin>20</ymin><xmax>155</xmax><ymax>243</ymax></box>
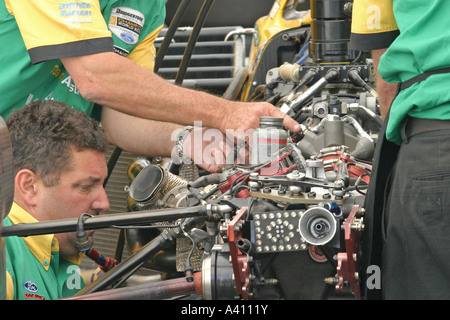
<box><xmin>76</xmin><ymin>233</ymin><xmax>170</xmax><ymax>294</ymax></box>
<box><xmin>1</xmin><ymin>206</ymin><xmax>207</xmax><ymax>238</ymax></box>
<box><xmin>103</xmin><ymin>146</ymin><xmax>122</xmax><ymax>187</ymax></box>
<box><xmin>62</xmin><ymin>272</ymin><xmax>202</xmax><ymax>300</ymax></box>
<box><xmin>75</xmin><ymin>216</ymin><xmax>205</xmax><ymax>294</ymax></box>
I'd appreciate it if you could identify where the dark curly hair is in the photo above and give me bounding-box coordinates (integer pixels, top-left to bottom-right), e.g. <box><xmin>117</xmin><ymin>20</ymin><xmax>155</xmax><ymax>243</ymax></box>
<box><xmin>6</xmin><ymin>100</ymin><xmax>108</xmax><ymax>186</ymax></box>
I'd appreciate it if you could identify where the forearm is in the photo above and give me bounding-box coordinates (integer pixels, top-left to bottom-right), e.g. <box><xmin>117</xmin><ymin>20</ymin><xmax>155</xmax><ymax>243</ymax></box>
<box><xmin>372</xmin><ymin>49</ymin><xmax>398</xmax><ymax>119</ymax></box>
<box><xmin>63</xmin><ymin>53</ymin><xmax>230</xmax><ymax>129</ymax></box>
<box><xmin>101</xmin><ymin>107</ymin><xmax>231</xmax><ymax>173</ymax></box>
<box><xmin>101</xmin><ymin>107</ymin><xmax>180</xmax><ymax>157</ymax></box>
<box><xmin>62</xmin><ymin>52</ymin><xmax>301</xmax><ymax>133</ymax></box>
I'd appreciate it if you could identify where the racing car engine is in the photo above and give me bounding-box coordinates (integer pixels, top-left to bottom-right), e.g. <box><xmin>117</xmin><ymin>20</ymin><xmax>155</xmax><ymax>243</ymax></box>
<box><xmin>76</xmin><ymin>0</ymin><xmax>378</xmax><ymax>300</ymax></box>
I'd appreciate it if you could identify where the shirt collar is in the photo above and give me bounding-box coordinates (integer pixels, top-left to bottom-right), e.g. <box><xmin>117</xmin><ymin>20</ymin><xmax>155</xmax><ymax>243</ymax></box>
<box><xmin>8</xmin><ymin>202</ymin><xmax>58</xmax><ymax>271</ymax></box>
<box><xmin>8</xmin><ymin>202</ymin><xmax>85</xmax><ymax>268</ymax></box>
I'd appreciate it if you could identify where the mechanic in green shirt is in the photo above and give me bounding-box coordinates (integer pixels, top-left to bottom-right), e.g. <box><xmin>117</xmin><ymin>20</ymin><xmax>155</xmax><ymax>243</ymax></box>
<box><xmin>1</xmin><ymin>0</ymin><xmax>166</xmax><ymax>118</ymax></box>
<box><xmin>0</xmin><ymin>0</ymin><xmax>300</xmax><ymax>174</ymax></box>
<box><xmin>4</xmin><ymin>100</ymin><xmax>110</xmax><ymax>300</ymax></box>
<box><xmin>351</xmin><ymin>0</ymin><xmax>450</xmax><ymax>299</ymax></box>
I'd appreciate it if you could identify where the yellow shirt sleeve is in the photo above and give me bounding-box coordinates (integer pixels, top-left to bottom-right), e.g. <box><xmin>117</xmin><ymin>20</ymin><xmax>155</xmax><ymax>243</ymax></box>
<box><xmin>351</xmin><ymin>0</ymin><xmax>398</xmax><ymax>34</ymax></box>
<box><xmin>350</xmin><ymin>0</ymin><xmax>399</xmax><ymax>51</ymax></box>
<box><xmin>127</xmin><ymin>24</ymin><xmax>163</xmax><ymax>71</ymax></box>
<box><xmin>6</xmin><ymin>0</ymin><xmax>113</xmax><ymax>63</ymax></box>
<box><xmin>6</xmin><ymin>0</ymin><xmax>111</xmax><ymax>49</ymax></box>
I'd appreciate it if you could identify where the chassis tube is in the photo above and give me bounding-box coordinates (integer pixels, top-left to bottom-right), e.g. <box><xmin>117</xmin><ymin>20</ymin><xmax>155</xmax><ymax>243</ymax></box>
<box><xmin>1</xmin><ymin>206</ymin><xmax>208</xmax><ymax>238</ymax></box>
<box><xmin>63</xmin><ymin>272</ymin><xmax>202</xmax><ymax>300</ymax></box>
<box><xmin>75</xmin><ymin>216</ymin><xmax>205</xmax><ymax>294</ymax></box>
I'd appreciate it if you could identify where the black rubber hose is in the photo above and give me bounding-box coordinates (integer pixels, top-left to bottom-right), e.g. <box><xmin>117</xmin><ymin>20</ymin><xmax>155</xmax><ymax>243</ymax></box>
<box><xmin>175</xmin><ymin>0</ymin><xmax>216</xmax><ymax>85</ymax></box>
<box><xmin>154</xmin><ymin>0</ymin><xmax>192</xmax><ymax>73</ymax></box>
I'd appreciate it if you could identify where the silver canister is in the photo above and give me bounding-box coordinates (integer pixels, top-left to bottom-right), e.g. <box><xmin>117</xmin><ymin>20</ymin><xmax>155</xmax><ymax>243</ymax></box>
<box><xmin>251</xmin><ymin>116</ymin><xmax>288</xmax><ymax>165</ymax></box>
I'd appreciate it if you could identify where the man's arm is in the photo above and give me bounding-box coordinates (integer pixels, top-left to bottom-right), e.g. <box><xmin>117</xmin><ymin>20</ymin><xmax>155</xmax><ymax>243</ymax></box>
<box><xmin>101</xmin><ymin>107</ymin><xmax>236</xmax><ymax>173</ymax></box>
<box><xmin>350</xmin><ymin>0</ymin><xmax>399</xmax><ymax>119</ymax></box>
<box><xmin>371</xmin><ymin>49</ymin><xmax>398</xmax><ymax>119</ymax></box>
<box><xmin>101</xmin><ymin>107</ymin><xmax>181</xmax><ymax>157</ymax></box>
<box><xmin>62</xmin><ymin>53</ymin><xmax>300</xmax><ymax>133</ymax></box>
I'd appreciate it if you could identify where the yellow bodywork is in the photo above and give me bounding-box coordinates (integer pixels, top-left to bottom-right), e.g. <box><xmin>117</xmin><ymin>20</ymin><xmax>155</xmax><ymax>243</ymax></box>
<box><xmin>241</xmin><ymin>0</ymin><xmax>311</xmax><ymax>101</ymax></box>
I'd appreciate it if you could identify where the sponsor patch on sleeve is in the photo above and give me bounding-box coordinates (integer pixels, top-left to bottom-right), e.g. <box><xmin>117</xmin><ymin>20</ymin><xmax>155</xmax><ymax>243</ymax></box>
<box><xmin>109</xmin><ymin>7</ymin><xmax>145</xmax><ymax>45</ymax></box>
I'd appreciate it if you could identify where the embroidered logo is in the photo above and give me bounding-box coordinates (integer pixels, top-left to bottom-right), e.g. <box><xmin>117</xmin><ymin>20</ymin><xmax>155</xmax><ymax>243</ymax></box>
<box><xmin>23</xmin><ymin>281</ymin><xmax>46</xmax><ymax>300</ymax></box>
<box><xmin>23</xmin><ymin>293</ymin><xmax>46</xmax><ymax>300</ymax></box>
<box><xmin>23</xmin><ymin>280</ymin><xmax>38</xmax><ymax>293</ymax></box>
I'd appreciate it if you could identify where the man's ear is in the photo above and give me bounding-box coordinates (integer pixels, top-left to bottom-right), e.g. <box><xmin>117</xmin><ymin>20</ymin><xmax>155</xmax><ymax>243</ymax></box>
<box><xmin>14</xmin><ymin>169</ymin><xmax>40</xmax><ymax>207</ymax></box>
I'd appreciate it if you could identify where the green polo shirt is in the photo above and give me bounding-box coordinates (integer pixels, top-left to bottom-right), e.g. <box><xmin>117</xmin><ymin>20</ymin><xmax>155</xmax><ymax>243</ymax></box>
<box><xmin>378</xmin><ymin>0</ymin><xmax>450</xmax><ymax>145</ymax></box>
<box><xmin>0</xmin><ymin>0</ymin><xmax>165</xmax><ymax>119</ymax></box>
<box><xmin>4</xmin><ymin>203</ymin><xmax>85</xmax><ymax>300</ymax></box>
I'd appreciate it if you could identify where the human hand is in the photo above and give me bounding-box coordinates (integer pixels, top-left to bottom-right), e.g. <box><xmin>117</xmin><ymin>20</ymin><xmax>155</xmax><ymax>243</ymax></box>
<box><xmin>178</xmin><ymin>127</ymin><xmax>249</xmax><ymax>173</ymax></box>
<box><xmin>218</xmin><ymin>101</ymin><xmax>301</xmax><ymax>133</ymax></box>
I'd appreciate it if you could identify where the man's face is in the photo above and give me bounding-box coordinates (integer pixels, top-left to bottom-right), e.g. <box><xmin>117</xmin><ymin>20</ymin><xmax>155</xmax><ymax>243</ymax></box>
<box><xmin>36</xmin><ymin>147</ymin><xmax>110</xmax><ymax>257</ymax></box>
